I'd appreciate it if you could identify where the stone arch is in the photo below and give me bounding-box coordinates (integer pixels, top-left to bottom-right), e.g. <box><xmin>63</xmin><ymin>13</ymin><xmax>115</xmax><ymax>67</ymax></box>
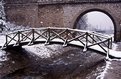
<box><xmin>73</xmin><ymin>8</ymin><xmax>117</xmax><ymax>41</ymax></box>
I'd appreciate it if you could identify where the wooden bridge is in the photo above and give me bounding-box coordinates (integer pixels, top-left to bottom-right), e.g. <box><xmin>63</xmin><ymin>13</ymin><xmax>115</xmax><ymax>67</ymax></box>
<box><xmin>1</xmin><ymin>27</ymin><xmax>113</xmax><ymax>59</ymax></box>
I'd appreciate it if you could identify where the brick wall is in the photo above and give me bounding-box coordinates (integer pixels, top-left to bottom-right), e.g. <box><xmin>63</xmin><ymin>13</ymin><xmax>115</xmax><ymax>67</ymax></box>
<box><xmin>4</xmin><ymin>1</ymin><xmax>121</xmax><ymax>41</ymax></box>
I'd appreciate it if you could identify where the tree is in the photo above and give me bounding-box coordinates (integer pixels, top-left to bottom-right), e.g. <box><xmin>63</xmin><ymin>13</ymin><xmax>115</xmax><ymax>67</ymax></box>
<box><xmin>76</xmin><ymin>15</ymin><xmax>88</xmax><ymax>30</ymax></box>
<box><xmin>0</xmin><ymin>0</ymin><xmax>6</xmax><ymax>20</ymax></box>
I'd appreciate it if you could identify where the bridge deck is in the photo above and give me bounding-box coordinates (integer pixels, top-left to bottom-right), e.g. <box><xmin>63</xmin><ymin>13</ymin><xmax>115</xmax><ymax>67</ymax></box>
<box><xmin>0</xmin><ymin>27</ymin><xmax>114</xmax><ymax>59</ymax></box>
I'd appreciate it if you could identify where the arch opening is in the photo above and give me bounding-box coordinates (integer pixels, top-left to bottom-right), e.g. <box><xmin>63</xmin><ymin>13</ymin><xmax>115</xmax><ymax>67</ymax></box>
<box><xmin>74</xmin><ymin>10</ymin><xmax>115</xmax><ymax>40</ymax></box>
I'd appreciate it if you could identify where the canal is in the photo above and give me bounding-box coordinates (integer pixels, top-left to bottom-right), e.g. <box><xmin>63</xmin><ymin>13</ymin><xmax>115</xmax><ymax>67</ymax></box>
<box><xmin>0</xmin><ymin>44</ymin><xmax>106</xmax><ymax>79</ymax></box>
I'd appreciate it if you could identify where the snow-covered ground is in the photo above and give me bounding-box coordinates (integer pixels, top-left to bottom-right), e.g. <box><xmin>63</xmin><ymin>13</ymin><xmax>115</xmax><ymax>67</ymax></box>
<box><xmin>96</xmin><ymin>61</ymin><xmax>111</xmax><ymax>79</ymax></box>
<box><xmin>0</xmin><ymin>35</ymin><xmax>5</xmax><ymax>46</ymax></box>
<box><xmin>0</xmin><ymin>50</ymin><xmax>8</xmax><ymax>62</ymax></box>
<box><xmin>0</xmin><ymin>21</ymin><xmax>30</xmax><ymax>62</ymax></box>
<box><xmin>22</xmin><ymin>44</ymin><xmax>63</xmax><ymax>59</ymax></box>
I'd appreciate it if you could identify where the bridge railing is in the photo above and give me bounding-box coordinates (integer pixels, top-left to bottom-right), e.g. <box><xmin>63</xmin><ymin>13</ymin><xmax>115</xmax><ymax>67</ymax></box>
<box><xmin>2</xmin><ymin>27</ymin><xmax>112</xmax><ymax>58</ymax></box>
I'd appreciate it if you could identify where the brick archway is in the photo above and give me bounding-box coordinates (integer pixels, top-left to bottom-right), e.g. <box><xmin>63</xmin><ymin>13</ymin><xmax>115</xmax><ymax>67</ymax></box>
<box><xmin>73</xmin><ymin>9</ymin><xmax>117</xmax><ymax>41</ymax></box>
<box><xmin>4</xmin><ymin>1</ymin><xmax>121</xmax><ymax>42</ymax></box>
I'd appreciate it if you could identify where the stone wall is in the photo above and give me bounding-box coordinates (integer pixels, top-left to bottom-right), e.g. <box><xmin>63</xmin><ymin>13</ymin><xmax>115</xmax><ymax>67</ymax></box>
<box><xmin>38</xmin><ymin>5</ymin><xmax>64</xmax><ymax>27</ymax></box>
<box><xmin>5</xmin><ymin>4</ymin><xmax>38</xmax><ymax>27</ymax></box>
<box><xmin>61</xmin><ymin>3</ymin><xmax>121</xmax><ymax>41</ymax></box>
<box><xmin>4</xmin><ymin>2</ymin><xmax>121</xmax><ymax>41</ymax></box>
<box><xmin>5</xmin><ymin>0</ymin><xmax>121</xmax><ymax>4</ymax></box>
<box><xmin>4</xmin><ymin>0</ymin><xmax>38</xmax><ymax>4</ymax></box>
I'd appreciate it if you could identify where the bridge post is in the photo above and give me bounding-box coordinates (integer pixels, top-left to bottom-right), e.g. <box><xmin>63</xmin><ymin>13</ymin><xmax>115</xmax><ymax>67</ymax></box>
<box><xmin>92</xmin><ymin>32</ymin><xmax>94</xmax><ymax>44</ymax></box>
<box><xmin>28</xmin><ymin>29</ymin><xmax>35</xmax><ymax>45</ymax></box>
<box><xmin>63</xmin><ymin>29</ymin><xmax>69</xmax><ymax>46</ymax></box>
<box><xmin>106</xmin><ymin>39</ymin><xmax>110</xmax><ymax>60</ymax></box>
<box><xmin>45</xmin><ymin>28</ymin><xmax>50</xmax><ymax>45</ymax></box>
<box><xmin>17</xmin><ymin>31</ymin><xmax>21</xmax><ymax>45</ymax></box>
<box><xmin>30</xmin><ymin>29</ymin><xmax>35</xmax><ymax>45</ymax></box>
<box><xmin>110</xmin><ymin>37</ymin><xmax>112</xmax><ymax>49</ymax></box>
<box><xmin>13</xmin><ymin>31</ymin><xmax>21</xmax><ymax>46</ymax></box>
<box><xmin>5</xmin><ymin>35</ymin><xmax>8</xmax><ymax>47</ymax></box>
<box><xmin>83</xmin><ymin>32</ymin><xmax>88</xmax><ymax>52</ymax></box>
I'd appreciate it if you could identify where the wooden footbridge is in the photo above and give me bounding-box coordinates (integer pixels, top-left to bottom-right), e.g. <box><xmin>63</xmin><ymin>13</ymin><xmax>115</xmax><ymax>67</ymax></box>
<box><xmin>1</xmin><ymin>27</ymin><xmax>113</xmax><ymax>59</ymax></box>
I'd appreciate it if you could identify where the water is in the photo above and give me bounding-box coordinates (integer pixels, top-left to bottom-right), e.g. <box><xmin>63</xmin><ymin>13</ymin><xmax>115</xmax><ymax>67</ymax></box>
<box><xmin>0</xmin><ymin>44</ymin><xmax>106</xmax><ymax>79</ymax></box>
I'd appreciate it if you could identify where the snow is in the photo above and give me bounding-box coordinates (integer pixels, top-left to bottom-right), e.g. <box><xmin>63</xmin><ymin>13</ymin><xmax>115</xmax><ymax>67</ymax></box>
<box><xmin>23</xmin><ymin>44</ymin><xmax>53</xmax><ymax>58</ymax></box>
<box><xmin>0</xmin><ymin>50</ymin><xmax>8</xmax><ymax>61</ymax></box>
<box><xmin>96</xmin><ymin>61</ymin><xmax>111</xmax><ymax>79</ymax></box>
<box><xmin>112</xmin><ymin>43</ymin><xmax>118</xmax><ymax>50</ymax></box>
<box><xmin>0</xmin><ymin>19</ymin><xmax>6</xmax><ymax>25</ymax></box>
<box><xmin>0</xmin><ymin>35</ymin><xmax>5</xmax><ymax>46</ymax></box>
<box><xmin>22</xmin><ymin>44</ymin><xmax>63</xmax><ymax>58</ymax></box>
<box><xmin>95</xmin><ymin>57</ymin><xmax>121</xmax><ymax>79</ymax></box>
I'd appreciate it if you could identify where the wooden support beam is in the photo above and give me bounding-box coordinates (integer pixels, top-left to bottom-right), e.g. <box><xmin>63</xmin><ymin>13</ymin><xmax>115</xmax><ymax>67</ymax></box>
<box><xmin>34</xmin><ymin>30</ymin><xmax>47</xmax><ymax>40</ymax></box>
<box><xmin>83</xmin><ymin>32</ymin><xmax>88</xmax><ymax>52</ymax></box>
<box><xmin>88</xmin><ymin>34</ymin><xmax>107</xmax><ymax>53</ymax></box>
<box><xmin>29</xmin><ymin>29</ymin><xmax>35</xmax><ymax>45</ymax></box>
<box><xmin>63</xmin><ymin>29</ymin><xmax>69</xmax><ymax>46</ymax></box>
<box><xmin>45</xmin><ymin>28</ymin><xmax>51</xmax><ymax>45</ymax></box>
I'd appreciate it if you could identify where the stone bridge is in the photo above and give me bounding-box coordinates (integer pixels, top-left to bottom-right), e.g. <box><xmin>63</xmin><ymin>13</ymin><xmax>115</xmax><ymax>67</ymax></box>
<box><xmin>4</xmin><ymin>0</ymin><xmax>121</xmax><ymax>41</ymax></box>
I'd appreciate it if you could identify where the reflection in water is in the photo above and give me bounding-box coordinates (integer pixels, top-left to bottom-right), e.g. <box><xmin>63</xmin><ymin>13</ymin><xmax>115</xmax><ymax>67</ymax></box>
<box><xmin>0</xmin><ymin>44</ymin><xmax>106</xmax><ymax>79</ymax></box>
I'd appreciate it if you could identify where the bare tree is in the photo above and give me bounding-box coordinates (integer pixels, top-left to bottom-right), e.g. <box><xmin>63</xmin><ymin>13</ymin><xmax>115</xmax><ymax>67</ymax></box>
<box><xmin>76</xmin><ymin>15</ymin><xmax>88</xmax><ymax>30</ymax></box>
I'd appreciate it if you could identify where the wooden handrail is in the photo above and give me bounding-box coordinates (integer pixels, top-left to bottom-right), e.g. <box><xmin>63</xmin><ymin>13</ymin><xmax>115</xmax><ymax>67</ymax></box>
<box><xmin>1</xmin><ymin>27</ymin><xmax>112</xmax><ymax>59</ymax></box>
